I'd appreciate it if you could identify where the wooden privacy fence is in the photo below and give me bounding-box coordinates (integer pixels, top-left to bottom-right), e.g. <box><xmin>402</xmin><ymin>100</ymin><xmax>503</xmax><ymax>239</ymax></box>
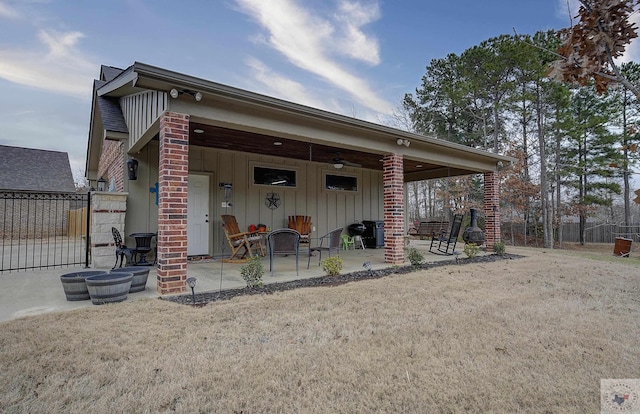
<box><xmin>502</xmin><ymin>221</ymin><xmax>640</xmax><ymax>245</ymax></box>
<box><xmin>67</xmin><ymin>207</ymin><xmax>88</xmax><ymax>237</ymax></box>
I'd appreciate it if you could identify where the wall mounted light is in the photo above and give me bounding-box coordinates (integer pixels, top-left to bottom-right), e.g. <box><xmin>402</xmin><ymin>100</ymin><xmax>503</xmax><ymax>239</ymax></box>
<box><xmin>127</xmin><ymin>158</ymin><xmax>139</xmax><ymax>180</ymax></box>
<box><xmin>169</xmin><ymin>88</ymin><xmax>203</xmax><ymax>102</ymax></box>
<box><xmin>396</xmin><ymin>138</ymin><xmax>411</xmax><ymax>147</ymax></box>
<box><xmin>97</xmin><ymin>177</ymin><xmax>107</xmax><ymax>192</ymax></box>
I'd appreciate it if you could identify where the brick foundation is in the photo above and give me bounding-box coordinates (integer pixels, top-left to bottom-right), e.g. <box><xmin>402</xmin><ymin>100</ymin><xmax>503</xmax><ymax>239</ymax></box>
<box><xmin>156</xmin><ymin>111</ymin><xmax>189</xmax><ymax>294</ymax></box>
<box><xmin>483</xmin><ymin>171</ymin><xmax>500</xmax><ymax>250</ymax></box>
<box><xmin>383</xmin><ymin>153</ymin><xmax>404</xmax><ymax>264</ymax></box>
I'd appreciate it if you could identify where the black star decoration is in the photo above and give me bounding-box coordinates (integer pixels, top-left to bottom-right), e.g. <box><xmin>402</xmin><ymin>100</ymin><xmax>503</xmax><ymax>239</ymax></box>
<box><xmin>265</xmin><ymin>193</ymin><xmax>281</xmax><ymax>210</ymax></box>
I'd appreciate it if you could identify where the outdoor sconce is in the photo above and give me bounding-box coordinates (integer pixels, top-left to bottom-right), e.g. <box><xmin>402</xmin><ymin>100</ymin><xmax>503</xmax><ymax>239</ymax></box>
<box><xmin>169</xmin><ymin>88</ymin><xmax>202</xmax><ymax>102</ymax></box>
<box><xmin>127</xmin><ymin>158</ymin><xmax>139</xmax><ymax>180</ymax></box>
<box><xmin>186</xmin><ymin>277</ymin><xmax>197</xmax><ymax>305</ymax></box>
<box><xmin>97</xmin><ymin>177</ymin><xmax>107</xmax><ymax>192</ymax></box>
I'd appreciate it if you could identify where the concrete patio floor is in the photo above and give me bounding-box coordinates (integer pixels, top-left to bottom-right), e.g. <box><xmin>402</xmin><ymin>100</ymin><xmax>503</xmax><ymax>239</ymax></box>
<box><xmin>0</xmin><ymin>240</ymin><xmax>474</xmax><ymax>323</ymax></box>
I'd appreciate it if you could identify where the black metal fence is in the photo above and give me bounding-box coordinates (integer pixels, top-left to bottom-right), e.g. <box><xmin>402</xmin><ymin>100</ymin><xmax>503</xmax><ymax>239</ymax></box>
<box><xmin>1</xmin><ymin>191</ymin><xmax>90</xmax><ymax>272</ymax></box>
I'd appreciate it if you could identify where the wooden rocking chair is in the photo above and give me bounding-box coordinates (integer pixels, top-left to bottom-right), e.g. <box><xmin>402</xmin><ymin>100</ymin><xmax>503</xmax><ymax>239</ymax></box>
<box><xmin>429</xmin><ymin>214</ymin><xmax>464</xmax><ymax>255</ymax></box>
<box><xmin>221</xmin><ymin>215</ymin><xmax>265</xmax><ymax>262</ymax></box>
<box><xmin>288</xmin><ymin>215</ymin><xmax>312</xmax><ymax>247</ymax></box>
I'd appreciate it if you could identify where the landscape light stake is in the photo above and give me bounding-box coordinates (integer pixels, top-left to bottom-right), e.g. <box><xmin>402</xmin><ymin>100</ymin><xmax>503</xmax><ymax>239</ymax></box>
<box><xmin>186</xmin><ymin>277</ymin><xmax>197</xmax><ymax>305</ymax></box>
<box><xmin>363</xmin><ymin>261</ymin><xmax>373</xmax><ymax>276</ymax></box>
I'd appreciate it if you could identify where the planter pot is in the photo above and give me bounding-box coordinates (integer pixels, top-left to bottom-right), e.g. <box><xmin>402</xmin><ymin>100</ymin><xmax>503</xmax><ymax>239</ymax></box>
<box><xmin>110</xmin><ymin>266</ymin><xmax>150</xmax><ymax>293</ymax></box>
<box><xmin>60</xmin><ymin>270</ymin><xmax>108</xmax><ymax>301</ymax></box>
<box><xmin>85</xmin><ymin>273</ymin><xmax>133</xmax><ymax>305</ymax></box>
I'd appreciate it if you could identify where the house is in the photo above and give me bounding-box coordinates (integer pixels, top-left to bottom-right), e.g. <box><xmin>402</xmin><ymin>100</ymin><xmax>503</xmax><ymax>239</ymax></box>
<box><xmin>0</xmin><ymin>145</ymin><xmax>77</xmax><ymax>241</ymax></box>
<box><xmin>85</xmin><ymin>62</ymin><xmax>512</xmax><ymax>294</ymax></box>
<box><xmin>0</xmin><ymin>145</ymin><xmax>75</xmax><ymax>193</ymax></box>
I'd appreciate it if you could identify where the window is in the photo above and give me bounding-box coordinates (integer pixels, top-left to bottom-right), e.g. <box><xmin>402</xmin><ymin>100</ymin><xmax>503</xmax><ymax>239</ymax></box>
<box><xmin>325</xmin><ymin>173</ymin><xmax>358</xmax><ymax>192</ymax></box>
<box><xmin>253</xmin><ymin>166</ymin><xmax>297</xmax><ymax>187</ymax></box>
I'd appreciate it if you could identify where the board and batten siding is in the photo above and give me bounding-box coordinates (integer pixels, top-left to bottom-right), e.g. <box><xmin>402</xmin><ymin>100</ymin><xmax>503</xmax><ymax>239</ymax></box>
<box><xmin>124</xmin><ymin>144</ymin><xmax>384</xmax><ymax>257</ymax></box>
<box><xmin>120</xmin><ymin>91</ymin><xmax>167</xmax><ymax>150</ymax></box>
<box><xmin>193</xmin><ymin>146</ymin><xmax>384</xmax><ymax>257</ymax></box>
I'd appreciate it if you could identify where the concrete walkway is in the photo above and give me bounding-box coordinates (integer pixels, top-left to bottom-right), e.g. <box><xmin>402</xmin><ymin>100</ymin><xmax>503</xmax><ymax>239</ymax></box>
<box><xmin>0</xmin><ymin>240</ymin><xmax>464</xmax><ymax>323</ymax></box>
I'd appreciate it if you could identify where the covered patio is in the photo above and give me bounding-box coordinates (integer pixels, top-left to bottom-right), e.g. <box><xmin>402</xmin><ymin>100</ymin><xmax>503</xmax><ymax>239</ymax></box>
<box><xmin>86</xmin><ymin>62</ymin><xmax>513</xmax><ymax>295</ymax></box>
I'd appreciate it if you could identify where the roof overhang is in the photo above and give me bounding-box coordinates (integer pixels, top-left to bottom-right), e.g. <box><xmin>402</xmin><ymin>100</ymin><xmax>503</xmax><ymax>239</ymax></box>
<box><xmin>88</xmin><ymin>62</ymin><xmax>514</xmax><ymax>182</ymax></box>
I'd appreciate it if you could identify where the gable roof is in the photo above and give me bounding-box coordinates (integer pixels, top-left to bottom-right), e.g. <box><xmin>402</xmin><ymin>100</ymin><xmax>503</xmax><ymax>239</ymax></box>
<box><xmin>0</xmin><ymin>145</ymin><xmax>76</xmax><ymax>193</ymax></box>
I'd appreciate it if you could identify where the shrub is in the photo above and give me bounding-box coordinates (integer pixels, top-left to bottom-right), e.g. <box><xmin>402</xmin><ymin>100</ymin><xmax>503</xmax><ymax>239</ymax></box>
<box><xmin>463</xmin><ymin>243</ymin><xmax>479</xmax><ymax>258</ymax></box>
<box><xmin>405</xmin><ymin>246</ymin><xmax>424</xmax><ymax>266</ymax></box>
<box><xmin>240</xmin><ymin>256</ymin><xmax>264</xmax><ymax>288</ymax></box>
<box><xmin>321</xmin><ymin>256</ymin><xmax>343</xmax><ymax>276</ymax></box>
<box><xmin>493</xmin><ymin>241</ymin><xmax>506</xmax><ymax>256</ymax></box>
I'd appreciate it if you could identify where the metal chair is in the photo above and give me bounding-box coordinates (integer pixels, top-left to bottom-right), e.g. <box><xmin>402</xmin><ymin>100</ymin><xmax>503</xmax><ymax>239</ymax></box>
<box><xmin>111</xmin><ymin>227</ymin><xmax>135</xmax><ymax>269</ymax></box>
<box><xmin>308</xmin><ymin>227</ymin><xmax>343</xmax><ymax>268</ymax></box>
<box><xmin>429</xmin><ymin>214</ymin><xmax>464</xmax><ymax>255</ymax></box>
<box><xmin>267</xmin><ymin>229</ymin><xmax>301</xmax><ymax>276</ymax></box>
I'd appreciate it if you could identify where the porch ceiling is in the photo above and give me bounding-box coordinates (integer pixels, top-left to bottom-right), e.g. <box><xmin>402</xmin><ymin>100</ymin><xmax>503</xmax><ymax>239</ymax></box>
<box><xmin>185</xmin><ymin>122</ymin><xmax>472</xmax><ymax>178</ymax></box>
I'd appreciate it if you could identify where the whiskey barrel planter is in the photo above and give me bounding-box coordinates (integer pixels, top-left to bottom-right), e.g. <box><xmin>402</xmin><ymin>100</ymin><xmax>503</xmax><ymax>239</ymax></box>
<box><xmin>60</xmin><ymin>270</ymin><xmax>108</xmax><ymax>301</ymax></box>
<box><xmin>110</xmin><ymin>266</ymin><xmax>150</xmax><ymax>293</ymax></box>
<box><xmin>85</xmin><ymin>272</ymin><xmax>133</xmax><ymax>305</ymax></box>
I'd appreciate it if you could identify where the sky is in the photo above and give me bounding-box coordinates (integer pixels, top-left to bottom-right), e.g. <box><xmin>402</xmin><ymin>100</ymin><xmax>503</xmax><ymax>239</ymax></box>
<box><xmin>0</xmin><ymin>0</ymin><xmax>637</xmax><ymax>183</ymax></box>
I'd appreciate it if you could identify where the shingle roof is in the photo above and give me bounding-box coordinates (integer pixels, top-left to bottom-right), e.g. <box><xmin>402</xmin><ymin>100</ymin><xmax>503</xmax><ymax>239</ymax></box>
<box><xmin>100</xmin><ymin>65</ymin><xmax>124</xmax><ymax>82</ymax></box>
<box><xmin>0</xmin><ymin>145</ymin><xmax>76</xmax><ymax>192</ymax></box>
<box><xmin>97</xmin><ymin>96</ymin><xmax>128</xmax><ymax>134</ymax></box>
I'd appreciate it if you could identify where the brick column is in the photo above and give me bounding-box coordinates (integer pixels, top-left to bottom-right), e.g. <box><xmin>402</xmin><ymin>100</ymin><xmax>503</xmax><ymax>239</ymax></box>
<box><xmin>157</xmin><ymin>111</ymin><xmax>189</xmax><ymax>295</ymax></box>
<box><xmin>483</xmin><ymin>171</ymin><xmax>500</xmax><ymax>251</ymax></box>
<box><xmin>383</xmin><ymin>153</ymin><xmax>404</xmax><ymax>264</ymax></box>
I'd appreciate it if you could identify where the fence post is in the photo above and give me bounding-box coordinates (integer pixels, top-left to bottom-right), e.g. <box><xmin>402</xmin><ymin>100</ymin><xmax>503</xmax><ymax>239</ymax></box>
<box><xmin>85</xmin><ymin>192</ymin><xmax>91</xmax><ymax>268</ymax></box>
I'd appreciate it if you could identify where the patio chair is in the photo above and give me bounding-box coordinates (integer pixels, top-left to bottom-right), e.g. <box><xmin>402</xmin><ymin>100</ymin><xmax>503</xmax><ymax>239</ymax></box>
<box><xmin>267</xmin><ymin>228</ymin><xmax>301</xmax><ymax>276</ymax></box>
<box><xmin>308</xmin><ymin>227</ymin><xmax>343</xmax><ymax>268</ymax></box>
<box><xmin>288</xmin><ymin>215</ymin><xmax>312</xmax><ymax>247</ymax></box>
<box><xmin>429</xmin><ymin>214</ymin><xmax>464</xmax><ymax>255</ymax></box>
<box><xmin>111</xmin><ymin>227</ymin><xmax>135</xmax><ymax>269</ymax></box>
<box><xmin>221</xmin><ymin>215</ymin><xmax>264</xmax><ymax>262</ymax></box>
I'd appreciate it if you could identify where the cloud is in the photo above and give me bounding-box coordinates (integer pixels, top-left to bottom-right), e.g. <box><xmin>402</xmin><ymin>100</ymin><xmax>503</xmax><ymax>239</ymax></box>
<box><xmin>0</xmin><ymin>29</ymin><xmax>96</xmax><ymax>99</ymax></box>
<box><xmin>245</xmin><ymin>57</ymin><xmax>333</xmax><ymax>110</ymax></box>
<box><xmin>0</xmin><ymin>1</ymin><xmax>20</xmax><ymax>18</ymax></box>
<box><xmin>333</xmin><ymin>1</ymin><xmax>380</xmax><ymax>64</ymax></box>
<box><xmin>234</xmin><ymin>0</ymin><xmax>393</xmax><ymax>114</ymax></box>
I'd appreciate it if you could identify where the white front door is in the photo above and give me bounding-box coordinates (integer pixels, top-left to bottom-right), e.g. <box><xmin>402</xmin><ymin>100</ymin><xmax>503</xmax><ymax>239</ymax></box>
<box><xmin>187</xmin><ymin>174</ymin><xmax>210</xmax><ymax>256</ymax></box>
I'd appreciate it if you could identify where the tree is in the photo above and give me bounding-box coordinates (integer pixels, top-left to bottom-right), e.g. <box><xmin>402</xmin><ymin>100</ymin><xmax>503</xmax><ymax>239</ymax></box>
<box><xmin>607</xmin><ymin>62</ymin><xmax>640</xmax><ymax>225</ymax></box>
<box><xmin>548</xmin><ymin>0</ymin><xmax>640</xmax><ymax>96</ymax></box>
<box><xmin>561</xmin><ymin>87</ymin><xmax>622</xmax><ymax>244</ymax></box>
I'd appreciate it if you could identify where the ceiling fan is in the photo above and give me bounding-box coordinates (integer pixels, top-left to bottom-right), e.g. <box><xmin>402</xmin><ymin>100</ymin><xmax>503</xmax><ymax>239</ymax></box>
<box><xmin>332</xmin><ymin>152</ymin><xmax>361</xmax><ymax>169</ymax></box>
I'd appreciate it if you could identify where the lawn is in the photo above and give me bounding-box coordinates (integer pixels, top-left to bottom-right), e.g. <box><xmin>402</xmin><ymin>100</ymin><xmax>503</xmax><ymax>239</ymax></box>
<box><xmin>0</xmin><ymin>246</ymin><xmax>638</xmax><ymax>413</ymax></box>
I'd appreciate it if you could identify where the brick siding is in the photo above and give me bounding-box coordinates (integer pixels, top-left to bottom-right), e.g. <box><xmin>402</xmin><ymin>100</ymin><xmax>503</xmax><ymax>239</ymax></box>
<box><xmin>97</xmin><ymin>140</ymin><xmax>125</xmax><ymax>192</ymax></box>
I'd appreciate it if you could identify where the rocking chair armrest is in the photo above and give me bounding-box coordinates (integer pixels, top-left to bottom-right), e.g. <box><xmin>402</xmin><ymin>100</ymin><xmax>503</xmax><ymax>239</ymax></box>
<box><xmin>229</xmin><ymin>231</ymin><xmax>253</xmax><ymax>238</ymax></box>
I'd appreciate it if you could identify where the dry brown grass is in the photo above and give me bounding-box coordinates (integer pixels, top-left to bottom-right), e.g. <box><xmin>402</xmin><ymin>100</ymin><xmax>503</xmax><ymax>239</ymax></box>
<box><xmin>1</xmin><ymin>247</ymin><xmax>639</xmax><ymax>413</ymax></box>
